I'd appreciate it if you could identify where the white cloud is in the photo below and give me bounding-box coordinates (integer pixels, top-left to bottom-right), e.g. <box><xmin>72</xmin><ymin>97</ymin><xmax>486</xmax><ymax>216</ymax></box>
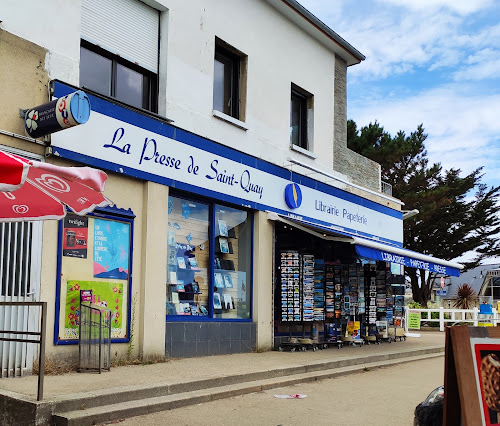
<box><xmin>349</xmin><ymin>87</ymin><xmax>500</xmax><ymax>186</ymax></box>
<box><xmin>378</xmin><ymin>0</ymin><xmax>494</xmax><ymax>15</ymax></box>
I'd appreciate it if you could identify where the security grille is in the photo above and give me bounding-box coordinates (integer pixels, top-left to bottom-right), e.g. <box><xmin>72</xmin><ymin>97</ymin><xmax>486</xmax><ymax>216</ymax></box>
<box><xmin>0</xmin><ymin>221</ymin><xmax>42</xmax><ymax>376</ymax></box>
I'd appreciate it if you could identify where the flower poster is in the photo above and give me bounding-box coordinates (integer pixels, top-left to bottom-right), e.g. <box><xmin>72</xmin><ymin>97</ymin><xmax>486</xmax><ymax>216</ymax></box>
<box><xmin>64</xmin><ymin>280</ymin><xmax>124</xmax><ymax>340</ymax></box>
<box><xmin>93</xmin><ymin>218</ymin><xmax>130</xmax><ymax>279</ymax></box>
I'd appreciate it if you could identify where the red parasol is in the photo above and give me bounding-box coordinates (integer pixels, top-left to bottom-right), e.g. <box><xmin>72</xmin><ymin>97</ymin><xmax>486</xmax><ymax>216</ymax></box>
<box><xmin>0</xmin><ymin>149</ymin><xmax>112</xmax><ymax>222</ymax></box>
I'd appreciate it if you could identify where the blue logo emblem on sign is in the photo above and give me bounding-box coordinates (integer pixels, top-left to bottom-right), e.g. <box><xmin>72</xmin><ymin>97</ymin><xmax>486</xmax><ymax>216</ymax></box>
<box><xmin>284</xmin><ymin>183</ymin><xmax>302</xmax><ymax>209</ymax></box>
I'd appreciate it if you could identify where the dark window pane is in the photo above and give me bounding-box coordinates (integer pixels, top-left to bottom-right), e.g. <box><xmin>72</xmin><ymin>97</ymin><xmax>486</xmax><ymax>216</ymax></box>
<box><xmin>214</xmin><ymin>52</ymin><xmax>238</xmax><ymax>118</ymax></box>
<box><xmin>79</xmin><ymin>47</ymin><xmax>112</xmax><ymax>96</ymax></box>
<box><xmin>116</xmin><ymin>64</ymin><xmax>145</xmax><ymax>109</ymax></box>
<box><xmin>290</xmin><ymin>93</ymin><xmax>306</xmax><ymax>148</ymax></box>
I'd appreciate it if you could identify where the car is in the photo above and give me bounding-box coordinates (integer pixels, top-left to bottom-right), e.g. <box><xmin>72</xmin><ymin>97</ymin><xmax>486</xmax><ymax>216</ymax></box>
<box><xmin>414</xmin><ymin>386</ymin><xmax>444</xmax><ymax>426</ymax></box>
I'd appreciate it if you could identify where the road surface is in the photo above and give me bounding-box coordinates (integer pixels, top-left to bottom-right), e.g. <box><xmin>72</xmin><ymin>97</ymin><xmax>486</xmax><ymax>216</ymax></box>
<box><xmin>108</xmin><ymin>355</ymin><xmax>444</xmax><ymax>426</ymax></box>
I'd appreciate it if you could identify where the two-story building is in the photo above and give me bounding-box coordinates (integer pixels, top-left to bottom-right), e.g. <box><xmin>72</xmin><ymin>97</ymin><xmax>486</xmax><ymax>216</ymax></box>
<box><xmin>0</xmin><ymin>0</ymin><xmax>462</xmax><ymax>370</ymax></box>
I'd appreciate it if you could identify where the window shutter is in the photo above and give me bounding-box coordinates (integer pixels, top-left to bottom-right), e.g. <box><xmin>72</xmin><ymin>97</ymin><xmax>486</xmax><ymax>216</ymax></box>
<box><xmin>81</xmin><ymin>0</ymin><xmax>159</xmax><ymax>72</ymax></box>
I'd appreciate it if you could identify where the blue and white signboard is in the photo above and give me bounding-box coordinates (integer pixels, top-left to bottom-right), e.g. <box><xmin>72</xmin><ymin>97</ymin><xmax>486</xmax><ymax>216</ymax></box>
<box><xmin>355</xmin><ymin>245</ymin><xmax>461</xmax><ymax>277</ymax></box>
<box><xmin>51</xmin><ymin>82</ymin><xmax>403</xmax><ymax>246</ymax></box>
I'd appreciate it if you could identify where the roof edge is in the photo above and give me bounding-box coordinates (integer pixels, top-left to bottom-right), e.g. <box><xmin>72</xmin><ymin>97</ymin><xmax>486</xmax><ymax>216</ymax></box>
<box><xmin>266</xmin><ymin>0</ymin><xmax>366</xmax><ymax>65</ymax></box>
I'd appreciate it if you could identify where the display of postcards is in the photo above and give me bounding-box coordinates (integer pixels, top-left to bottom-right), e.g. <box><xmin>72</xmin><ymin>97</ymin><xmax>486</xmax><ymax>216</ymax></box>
<box><xmin>218</xmin><ymin>220</ymin><xmax>228</xmax><ymax>237</ymax></box>
<box><xmin>350</xmin><ymin>296</ymin><xmax>358</xmax><ymax>304</ymax></box>
<box><xmin>394</xmin><ymin>285</ymin><xmax>405</xmax><ymax>295</ymax></box>
<box><xmin>335</xmin><ymin>302</ymin><xmax>341</xmax><ymax>309</ymax></box>
<box><xmin>168</xmin><ymin>230</ymin><xmax>176</xmax><ymax>246</ymax></box>
<box><xmin>386</xmin><ymin>297</ymin><xmax>394</xmax><ymax>307</ymax></box>
<box><xmin>349</xmin><ymin>277</ymin><xmax>358</xmax><ymax>284</ymax></box>
<box><xmin>223</xmin><ymin>274</ymin><xmax>233</xmax><ymax>288</ymax></box>
<box><xmin>377</xmin><ymin>307</ymin><xmax>386</xmax><ymax>312</ymax></box>
<box><xmin>395</xmin><ymin>296</ymin><xmax>404</xmax><ymax>307</ymax></box>
<box><xmin>394</xmin><ymin>307</ymin><xmax>403</xmax><ymax>316</ymax></box>
<box><xmin>218</xmin><ymin>237</ymin><xmax>230</xmax><ymax>253</ymax></box>
<box><xmin>281</xmin><ymin>301</ymin><xmax>287</xmax><ymax>307</ymax></box>
<box><xmin>213</xmin><ymin>293</ymin><xmax>222</xmax><ymax>309</ymax></box>
<box><xmin>214</xmin><ymin>273</ymin><xmax>224</xmax><ymax>288</ymax></box>
<box><xmin>370</xmin><ymin>299</ymin><xmax>376</xmax><ymax>306</ymax></box>
<box><xmin>294</xmin><ymin>301</ymin><xmax>300</xmax><ymax>307</ymax></box>
<box><xmin>335</xmin><ymin>284</ymin><xmax>341</xmax><ymax>291</ymax></box>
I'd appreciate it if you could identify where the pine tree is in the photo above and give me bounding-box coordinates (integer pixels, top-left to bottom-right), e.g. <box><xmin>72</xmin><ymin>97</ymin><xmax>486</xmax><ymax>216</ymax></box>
<box><xmin>347</xmin><ymin>120</ymin><xmax>500</xmax><ymax>306</ymax></box>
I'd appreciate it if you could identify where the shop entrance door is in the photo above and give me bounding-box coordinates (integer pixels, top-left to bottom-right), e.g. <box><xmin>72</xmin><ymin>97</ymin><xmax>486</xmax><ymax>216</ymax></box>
<box><xmin>0</xmin><ymin>221</ymin><xmax>42</xmax><ymax>376</ymax></box>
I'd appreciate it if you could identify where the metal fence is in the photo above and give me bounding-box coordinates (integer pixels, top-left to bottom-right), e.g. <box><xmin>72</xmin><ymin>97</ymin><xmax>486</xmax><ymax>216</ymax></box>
<box><xmin>79</xmin><ymin>303</ymin><xmax>111</xmax><ymax>373</ymax></box>
<box><xmin>405</xmin><ymin>307</ymin><xmax>500</xmax><ymax>332</ymax></box>
<box><xmin>0</xmin><ymin>301</ymin><xmax>46</xmax><ymax>401</ymax></box>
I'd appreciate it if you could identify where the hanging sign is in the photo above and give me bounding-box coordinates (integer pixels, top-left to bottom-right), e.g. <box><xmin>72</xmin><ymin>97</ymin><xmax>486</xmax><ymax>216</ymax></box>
<box><xmin>24</xmin><ymin>90</ymin><xmax>91</xmax><ymax>138</ymax></box>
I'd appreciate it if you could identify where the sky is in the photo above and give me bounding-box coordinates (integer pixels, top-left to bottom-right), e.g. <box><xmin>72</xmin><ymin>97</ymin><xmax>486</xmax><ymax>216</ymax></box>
<box><xmin>298</xmin><ymin>0</ymin><xmax>500</xmax><ymax>190</ymax></box>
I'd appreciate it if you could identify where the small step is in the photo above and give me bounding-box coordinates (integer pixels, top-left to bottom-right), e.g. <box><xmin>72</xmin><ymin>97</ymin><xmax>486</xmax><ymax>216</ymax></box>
<box><xmin>52</xmin><ymin>352</ymin><xmax>443</xmax><ymax>426</ymax></box>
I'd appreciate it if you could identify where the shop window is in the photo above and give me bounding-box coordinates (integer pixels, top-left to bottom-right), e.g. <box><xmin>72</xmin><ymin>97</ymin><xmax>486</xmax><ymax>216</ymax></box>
<box><xmin>80</xmin><ymin>40</ymin><xmax>158</xmax><ymax>112</ymax></box>
<box><xmin>54</xmin><ymin>208</ymin><xmax>135</xmax><ymax>344</ymax></box>
<box><xmin>166</xmin><ymin>196</ymin><xmax>252</xmax><ymax>320</ymax></box>
<box><xmin>213</xmin><ymin>39</ymin><xmax>246</xmax><ymax>120</ymax></box>
<box><xmin>290</xmin><ymin>84</ymin><xmax>313</xmax><ymax>151</ymax></box>
<box><xmin>214</xmin><ymin>205</ymin><xmax>252</xmax><ymax>320</ymax></box>
<box><xmin>166</xmin><ymin>197</ymin><xmax>210</xmax><ymax>317</ymax></box>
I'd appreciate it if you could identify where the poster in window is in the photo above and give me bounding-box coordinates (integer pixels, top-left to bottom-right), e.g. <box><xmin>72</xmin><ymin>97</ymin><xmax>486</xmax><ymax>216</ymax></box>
<box><xmin>63</xmin><ymin>214</ymin><xmax>88</xmax><ymax>258</ymax></box>
<box><xmin>93</xmin><ymin>218</ymin><xmax>130</xmax><ymax>279</ymax></box>
<box><xmin>471</xmin><ymin>339</ymin><xmax>500</xmax><ymax>426</ymax></box>
<box><xmin>64</xmin><ymin>280</ymin><xmax>123</xmax><ymax>340</ymax></box>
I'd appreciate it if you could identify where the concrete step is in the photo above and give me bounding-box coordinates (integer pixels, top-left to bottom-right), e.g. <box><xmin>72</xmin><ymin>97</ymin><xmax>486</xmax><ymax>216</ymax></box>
<box><xmin>50</xmin><ymin>345</ymin><xmax>443</xmax><ymax>414</ymax></box>
<box><xmin>52</xmin><ymin>351</ymin><xmax>444</xmax><ymax>426</ymax></box>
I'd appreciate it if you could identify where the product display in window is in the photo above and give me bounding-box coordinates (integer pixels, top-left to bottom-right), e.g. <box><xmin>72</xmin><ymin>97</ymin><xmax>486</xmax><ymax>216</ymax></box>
<box><xmin>166</xmin><ymin>197</ymin><xmax>252</xmax><ymax>320</ymax></box>
<box><xmin>213</xmin><ymin>205</ymin><xmax>251</xmax><ymax>319</ymax></box>
<box><xmin>166</xmin><ymin>196</ymin><xmax>209</xmax><ymax>317</ymax></box>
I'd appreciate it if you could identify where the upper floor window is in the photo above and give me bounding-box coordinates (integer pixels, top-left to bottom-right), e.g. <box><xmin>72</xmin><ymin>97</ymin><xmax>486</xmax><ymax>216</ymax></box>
<box><xmin>290</xmin><ymin>84</ymin><xmax>314</xmax><ymax>151</ymax></box>
<box><xmin>213</xmin><ymin>39</ymin><xmax>247</xmax><ymax>121</ymax></box>
<box><xmin>80</xmin><ymin>0</ymin><xmax>159</xmax><ymax>113</ymax></box>
<box><xmin>80</xmin><ymin>41</ymin><xmax>158</xmax><ymax>112</ymax></box>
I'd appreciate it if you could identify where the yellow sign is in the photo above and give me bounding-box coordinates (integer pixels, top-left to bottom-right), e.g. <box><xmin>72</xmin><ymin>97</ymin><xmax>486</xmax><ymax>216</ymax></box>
<box><xmin>408</xmin><ymin>311</ymin><xmax>421</xmax><ymax>329</ymax></box>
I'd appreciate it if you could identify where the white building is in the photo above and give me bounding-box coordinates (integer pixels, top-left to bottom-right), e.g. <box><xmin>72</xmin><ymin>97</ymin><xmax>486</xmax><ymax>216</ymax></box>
<box><xmin>0</xmin><ymin>0</ymin><xmax>461</xmax><ymax>369</ymax></box>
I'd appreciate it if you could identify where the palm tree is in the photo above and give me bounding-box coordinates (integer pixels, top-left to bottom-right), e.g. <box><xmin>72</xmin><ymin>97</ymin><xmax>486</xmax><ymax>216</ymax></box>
<box><xmin>453</xmin><ymin>283</ymin><xmax>477</xmax><ymax>310</ymax></box>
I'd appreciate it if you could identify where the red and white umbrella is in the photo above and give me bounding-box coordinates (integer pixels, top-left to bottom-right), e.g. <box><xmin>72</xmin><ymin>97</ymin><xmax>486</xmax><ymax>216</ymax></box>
<box><xmin>0</xmin><ymin>149</ymin><xmax>112</xmax><ymax>222</ymax></box>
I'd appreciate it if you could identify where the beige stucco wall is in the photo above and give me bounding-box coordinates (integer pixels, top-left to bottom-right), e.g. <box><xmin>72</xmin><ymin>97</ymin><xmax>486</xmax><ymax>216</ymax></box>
<box><xmin>0</xmin><ymin>29</ymin><xmax>47</xmax><ymax>156</ymax></box>
<box><xmin>0</xmin><ymin>29</ymin><xmax>166</xmax><ymax>362</ymax></box>
<box><xmin>252</xmin><ymin>211</ymin><xmax>274</xmax><ymax>351</ymax></box>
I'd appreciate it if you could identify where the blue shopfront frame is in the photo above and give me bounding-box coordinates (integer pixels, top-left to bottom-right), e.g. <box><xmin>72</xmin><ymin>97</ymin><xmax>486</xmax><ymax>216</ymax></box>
<box><xmin>54</xmin><ymin>205</ymin><xmax>135</xmax><ymax>345</ymax></box>
<box><xmin>51</xmin><ymin>80</ymin><xmax>404</xmax><ymax>248</ymax></box>
<box><xmin>166</xmin><ymin>190</ymin><xmax>254</xmax><ymax>322</ymax></box>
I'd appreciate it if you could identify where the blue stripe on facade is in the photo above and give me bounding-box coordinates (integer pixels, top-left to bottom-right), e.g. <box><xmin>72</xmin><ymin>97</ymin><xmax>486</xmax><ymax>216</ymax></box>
<box><xmin>52</xmin><ymin>146</ymin><xmax>404</xmax><ymax>247</ymax></box>
<box><xmin>53</xmin><ymin>81</ymin><xmax>402</xmax><ymax>221</ymax></box>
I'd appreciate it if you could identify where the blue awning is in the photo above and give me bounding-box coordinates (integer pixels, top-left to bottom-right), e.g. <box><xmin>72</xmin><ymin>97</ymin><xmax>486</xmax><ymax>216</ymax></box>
<box><xmin>354</xmin><ymin>245</ymin><xmax>461</xmax><ymax>277</ymax></box>
<box><xmin>267</xmin><ymin>212</ymin><xmax>463</xmax><ymax>277</ymax></box>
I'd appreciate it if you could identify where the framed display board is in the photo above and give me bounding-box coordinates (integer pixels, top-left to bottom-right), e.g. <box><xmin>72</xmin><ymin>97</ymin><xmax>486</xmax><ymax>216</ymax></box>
<box><xmin>54</xmin><ymin>207</ymin><xmax>135</xmax><ymax>344</ymax></box>
<box><xmin>444</xmin><ymin>326</ymin><xmax>500</xmax><ymax>425</ymax></box>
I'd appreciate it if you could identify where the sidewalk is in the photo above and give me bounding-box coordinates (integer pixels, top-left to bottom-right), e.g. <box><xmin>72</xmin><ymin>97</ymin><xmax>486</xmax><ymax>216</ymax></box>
<box><xmin>0</xmin><ymin>331</ymin><xmax>445</xmax><ymax>425</ymax></box>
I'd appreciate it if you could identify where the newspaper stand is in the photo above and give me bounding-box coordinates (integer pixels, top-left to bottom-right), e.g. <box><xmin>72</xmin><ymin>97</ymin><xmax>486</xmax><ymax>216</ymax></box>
<box><xmin>375</xmin><ymin>320</ymin><xmax>392</xmax><ymax>344</ymax></box>
<box><xmin>79</xmin><ymin>303</ymin><xmax>112</xmax><ymax>373</ymax></box>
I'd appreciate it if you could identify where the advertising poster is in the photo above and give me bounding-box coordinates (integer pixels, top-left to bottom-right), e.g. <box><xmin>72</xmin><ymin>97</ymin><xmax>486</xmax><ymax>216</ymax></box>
<box><xmin>64</xmin><ymin>280</ymin><xmax>124</xmax><ymax>339</ymax></box>
<box><xmin>93</xmin><ymin>218</ymin><xmax>130</xmax><ymax>279</ymax></box>
<box><xmin>63</xmin><ymin>214</ymin><xmax>88</xmax><ymax>258</ymax></box>
<box><xmin>347</xmin><ymin>321</ymin><xmax>361</xmax><ymax>338</ymax></box>
<box><xmin>471</xmin><ymin>339</ymin><xmax>500</xmax><ymax>426</ymax></box>
<box><xmin>408</xmin><ymin>310</ymin><xmax>421</xmax><ymax>329</ymax></box>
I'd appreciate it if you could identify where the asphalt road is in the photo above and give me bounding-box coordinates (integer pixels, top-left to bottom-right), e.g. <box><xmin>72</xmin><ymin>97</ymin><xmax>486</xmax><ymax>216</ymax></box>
<box><xmin>108</xmin><ymin>355</ymin><xmax>444</xmax><ymax>426</ymax></box>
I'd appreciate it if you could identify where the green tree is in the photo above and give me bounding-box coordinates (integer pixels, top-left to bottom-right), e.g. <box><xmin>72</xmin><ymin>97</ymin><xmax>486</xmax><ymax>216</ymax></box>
<box><xmin>347</xmin><ymin>120</ymin><xmax>500</xmax><ymax>306</ymax></box>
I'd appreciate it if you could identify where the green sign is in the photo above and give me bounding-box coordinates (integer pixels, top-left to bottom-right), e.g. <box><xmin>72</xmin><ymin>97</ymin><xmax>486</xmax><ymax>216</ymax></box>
<box><xmin>408</xmin><ymin>311</ymin><xmax>421</xmax><ymax>329</ymax></box>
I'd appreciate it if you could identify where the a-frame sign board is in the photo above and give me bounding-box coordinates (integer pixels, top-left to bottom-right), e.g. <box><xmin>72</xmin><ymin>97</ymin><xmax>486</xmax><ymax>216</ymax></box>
<box><xmin>444</xmin><ymin>326</ymin><xmax>500</xmax><ymax>425</ymax></box>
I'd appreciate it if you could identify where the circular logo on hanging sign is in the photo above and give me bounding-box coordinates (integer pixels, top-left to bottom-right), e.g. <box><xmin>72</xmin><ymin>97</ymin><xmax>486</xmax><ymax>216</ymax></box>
<box><xmin>284</xmin><ymin>183</ymin><xmax>302</xmax><ymax>209</ymax></box>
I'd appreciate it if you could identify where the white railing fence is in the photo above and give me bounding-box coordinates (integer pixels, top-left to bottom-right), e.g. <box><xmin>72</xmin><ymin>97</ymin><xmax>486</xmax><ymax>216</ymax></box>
<box><xmin>404</xmin><ymin>307</ymin><xmax>499</xmax><ymax>332</ymax></box>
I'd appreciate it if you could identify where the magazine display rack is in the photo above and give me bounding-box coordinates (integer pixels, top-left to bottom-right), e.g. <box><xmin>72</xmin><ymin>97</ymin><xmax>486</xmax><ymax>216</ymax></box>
<box><xmin>276</xmin><ymin>252</ymin><xmax>407</xmax><ymax>351</ymax></box>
